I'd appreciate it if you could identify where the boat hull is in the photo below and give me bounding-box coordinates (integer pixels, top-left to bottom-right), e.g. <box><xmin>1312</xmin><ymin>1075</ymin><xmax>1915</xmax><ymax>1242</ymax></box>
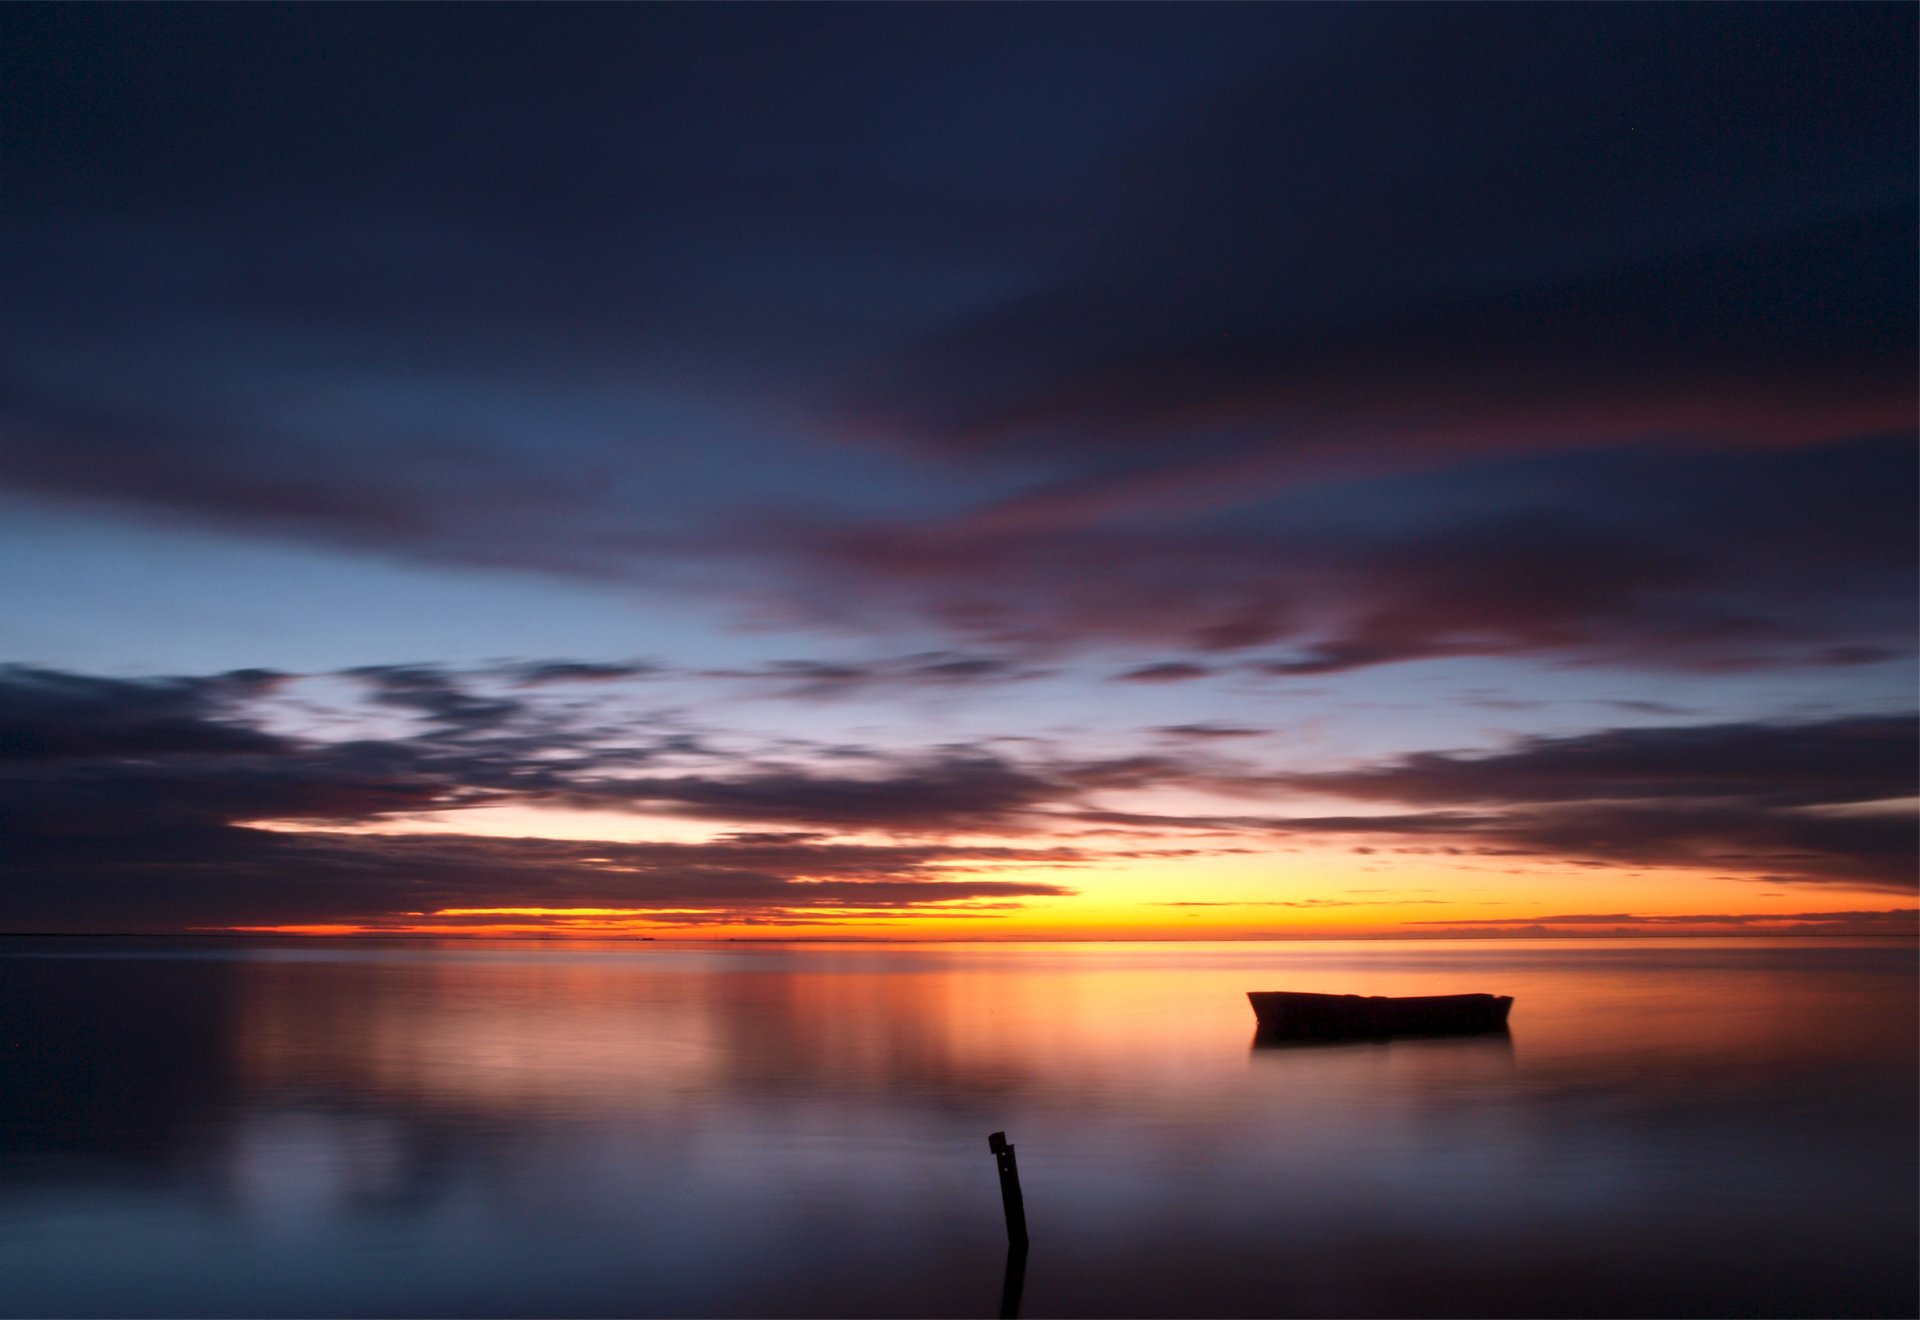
<box><xmin>1248</xmin><ymin>991</ymin><xmax>1512</xmax><ymax>1039</ymax></box>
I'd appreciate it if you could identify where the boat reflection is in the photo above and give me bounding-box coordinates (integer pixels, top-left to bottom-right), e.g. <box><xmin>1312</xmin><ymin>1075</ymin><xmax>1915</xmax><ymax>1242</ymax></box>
<box><xmin>1251</xmin><ymin>1023</ymin><xmax>1513</xmax><ymax>1054</ymax></box>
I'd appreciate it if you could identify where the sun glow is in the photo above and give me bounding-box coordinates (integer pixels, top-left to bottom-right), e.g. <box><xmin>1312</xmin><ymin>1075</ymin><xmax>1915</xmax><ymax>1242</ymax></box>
<box><xmin>219</xmin><ymin>835</ymin><xmax>1919</xmax><ymax>942</ymax></box>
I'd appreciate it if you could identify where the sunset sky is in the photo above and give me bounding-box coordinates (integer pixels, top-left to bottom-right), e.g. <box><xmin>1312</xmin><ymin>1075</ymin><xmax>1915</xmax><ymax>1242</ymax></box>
<box><xmin>3</xmin><ymin>4</ymin><xmax>1914</xmax><ymax>939</ymax></box>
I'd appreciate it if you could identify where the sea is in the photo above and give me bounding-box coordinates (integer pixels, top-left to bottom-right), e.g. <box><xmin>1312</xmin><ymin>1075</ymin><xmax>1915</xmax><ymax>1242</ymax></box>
<box><xmin>1</xmin><ymin>937</ymin><xmax>1914</xmax><ymax>1318</ymax></box>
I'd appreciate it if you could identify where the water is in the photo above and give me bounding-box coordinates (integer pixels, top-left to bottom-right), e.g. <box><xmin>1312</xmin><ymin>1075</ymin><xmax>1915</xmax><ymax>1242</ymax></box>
<box><xmin>2</xmin><ymin>938</ymin><xmax>1913</xmax><ymax>1317</ymax></box>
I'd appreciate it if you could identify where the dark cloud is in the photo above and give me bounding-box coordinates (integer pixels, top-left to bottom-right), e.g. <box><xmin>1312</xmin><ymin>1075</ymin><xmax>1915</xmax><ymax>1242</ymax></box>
<box><xmin>549</xmin><ymin>750</ymin><xmax>1182</xmax><ymax>833</ymax></box>
<box><xmin>1288</xmin><ymin>716</ymin><xmax>1915</xmax><ymax>809</ymax></box>
<box><xmin>4</xmin><ymin>826</ymin><xmax>1078</xmax><ymax>933</ymax></box>
<box><xmin>5</xmin><ymin>661</ymin><xmax>1912</xmax><ymax>929</ymax></box>
<box><xmin>702</xmin><ymin>652</ymin><xmax>1044</xmax><ymax>699</ymax></box>
<box><xmin>0</xmin><ymin>665</ymin><xmax>290</xmax><ymax>760</ymax></box>
<box><xmin>0</xmin><ymin>6</ymin><xmax>1272</xmax><ymax>572</ymax></box>
<box><xmin>347</xmin><ymin>664</ymin><xmax>527</xmax><ymax>737</ymax></box>
<box><xmin>1594</xmin><ymin>700</ymin><xmax>1693</xmax><ymax>717</ymax></box>
<box><xmin>794</xmin><ymin>432</ymin><xmax>1917</xmax><ymax>667</ymax></box>
<box><xmin>1409</xmin><ymin>911</ymin><xmax>1919</xmax><ymax>937</ymax></box>
<box><xmin>0</xmin><ymin>659</ymin><xmax>1209</xmax><ymax>930</ymax></box>
<box><xmin>557</xmin><ymin>754</ymin><xmax>1066</xmax><ymax>833</ymax></box>
<box><xmin>0</xmin><ymin>663</ymin><xmax>1087</xmax><ymax>930</ymax></box>
<box><xmin>1479</xmin><ymin>801</ymin><xmax>1915</xmax><ymax>893</ymax></box>
<box><xmin>1270</xmin><ymin>716</ymin><xmax>1918</xmax><ymax>892</ymax></box>
<box><xmin>497</xmin><ymin>660</ymin><xmax>664</xmax><ymax>687</ymax></box>
<box><xmin>1069</xmin><ymin>716</ymin><xmax>1918</xmax><ymax>891</ymax></box>
<box><xmin>852</xmin><ymin>206</ymin><xmax>1913</xmax><ymax>474</ymax></box>
<box><xmin>0</xmin><ymin>8</ymin><xmax>1905</xmax><ymax>679</ymax></box>
<box><xmin>1115</xmin><ymin>663</ymin><xmax>1213</xmax><ymax>684</ymax></box>
<box><xmin>1153</xmin><ymin>724</ymin><xmax>1266</xmax><ymax>740</ymax></box>
<box><xmin>848</xmin><ymin>7</ymin><xmax>1913</xmax><ymax>461</ymax></box>
<box><xmin>0</xmin><ymin>8</ymin><xmax>1908</xmax><ymax>943</ymax></box>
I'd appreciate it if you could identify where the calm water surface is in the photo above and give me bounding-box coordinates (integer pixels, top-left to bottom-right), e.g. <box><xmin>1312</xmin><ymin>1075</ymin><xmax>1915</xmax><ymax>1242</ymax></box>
<box><xmin>2</xmin><ymin>938</ymin><xmax>1914</xmax><ymax>1317</ymax></box>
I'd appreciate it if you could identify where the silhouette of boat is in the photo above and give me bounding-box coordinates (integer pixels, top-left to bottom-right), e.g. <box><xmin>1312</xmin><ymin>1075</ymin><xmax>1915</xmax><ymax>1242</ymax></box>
<box><xmin>1247</xmin><ymin>990</ymin><xmax>1512</xmax><ymax>1039</ymax></box>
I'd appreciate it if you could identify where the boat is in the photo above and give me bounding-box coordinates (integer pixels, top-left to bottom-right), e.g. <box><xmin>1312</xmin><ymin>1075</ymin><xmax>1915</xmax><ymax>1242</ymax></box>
<box><xmin>1247</xmin><ymin>990</ymin><xmax>1512</xmax><ymax>1039</ymax></box>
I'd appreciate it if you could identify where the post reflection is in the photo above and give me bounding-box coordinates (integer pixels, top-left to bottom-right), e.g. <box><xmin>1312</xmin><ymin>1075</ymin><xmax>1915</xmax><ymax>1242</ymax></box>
<box><xmin>998</xmin><ymin>1241</ymin><xmax>1028</xmax><ymax>1320</ymax></box>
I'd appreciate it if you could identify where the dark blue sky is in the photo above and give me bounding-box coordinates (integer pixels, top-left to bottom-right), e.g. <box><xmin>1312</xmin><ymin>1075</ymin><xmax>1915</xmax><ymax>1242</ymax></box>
<box><xmin>1</xmin><ymin>5</ymin><xmax>1913</xmax><ymax>935</ymax></box>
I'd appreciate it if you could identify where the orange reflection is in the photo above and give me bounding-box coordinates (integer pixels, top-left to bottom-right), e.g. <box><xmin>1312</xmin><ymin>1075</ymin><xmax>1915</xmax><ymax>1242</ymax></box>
<box><xmin>227</xmin><ymin>938</ymin><xmax>1917</xmax><ymax>1126</ymax></box>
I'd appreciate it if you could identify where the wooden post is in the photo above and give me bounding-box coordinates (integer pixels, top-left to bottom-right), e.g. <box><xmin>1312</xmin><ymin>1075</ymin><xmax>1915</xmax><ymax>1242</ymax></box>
<box><xmin>987</xmin><ymin>1131</ymin><xmax>1029</xmax><ymax>1249</ymax></box>
<box><xmin>988</xmin><ymin>1132</ymin><xmax>1029</xmax><ymax>1318</ymax></box>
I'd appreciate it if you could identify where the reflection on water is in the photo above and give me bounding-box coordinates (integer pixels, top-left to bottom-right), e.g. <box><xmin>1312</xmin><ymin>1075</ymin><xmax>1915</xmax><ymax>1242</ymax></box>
<box><xmin>2</xmin><ymin>939</ymin><xmax>1913</xmax><ymax>1317</ymax></box>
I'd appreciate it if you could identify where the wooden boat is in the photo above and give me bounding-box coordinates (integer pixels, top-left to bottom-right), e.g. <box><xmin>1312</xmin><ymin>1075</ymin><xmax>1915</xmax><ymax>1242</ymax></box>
<box><xmin>1248</xmin><ymin>990</ymin><xmax>1512</xmax><ymax>1039</ymax></box>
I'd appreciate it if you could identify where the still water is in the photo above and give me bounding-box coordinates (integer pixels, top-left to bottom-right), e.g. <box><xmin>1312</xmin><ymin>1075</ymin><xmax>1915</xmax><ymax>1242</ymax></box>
<box><xmin>2</xmin><ymin>938</ymin><xmax>1914</xmax><ymax>1318</ymax></box>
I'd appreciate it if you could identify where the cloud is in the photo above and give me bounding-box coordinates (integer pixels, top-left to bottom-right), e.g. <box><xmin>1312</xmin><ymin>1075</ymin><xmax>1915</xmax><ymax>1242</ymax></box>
<box><xmin>846</xmin><ymin>7</ymin><xmax>1914</xmax><ymax>464</ymax></box>
<box><xmin>1409</xmin><ymin>910</ymin><xmax>1919</xmax><ymax>937</ymax></box>
<box><xmin>701</xmin><ymin>651</ymin><xmax>1045</xmax><ymax>699</ymax></box>
<box><xmin>0</xmin><ymin>662</ymin><xmax>1091</xmax><ymax>930</ymax></box>
<box><xmin>0</xmin><ymin>665</ymin><xmax>291</xmax><ymax>760</ymax></box>
<box><xmin>1153</xmin><ymin>723</ymin><xmax>1265</xmax><ymax>740</ymax></box>
<box><xmin>3</xmin><ymin>661</ymin><xmax>1183</xmax><ymax>930</ymax></box>
<box><xmin>1266</xmin><ymin>716</ymin><xmax>1918</xmax><ymax>892</ymax></box>
<box><xmin>778</xmin><ymin>433</ymin><xmax>1917</xmax><ymax>668</ymax></box>
<box><xmin>1287</xmin><ymin>716</ymin><xmax>1915</xmax><ymax>808</ymax></box>
<box><xmin>496</xmin><ymin>660</ymin><xmax>664</xmax><ymax>687</ymax></box>
<box><xmin>4</xmin><ymin>661</ymin><xmax>1913</xmax><ymax>930</ymax></box>
<box><xmin>1115</xmin><ymin>663</ymin><xmax>1213</xmax><ymax>683</ymax></box>
<box><xmin>1594</xmin><ymin>700</ymin><xmax>1693</xmax><ymax>717</ymax></box>
<box><xmin>851</xmin><ymin>208</ymin><xmax>1915</xmax><ymax>479</ymax></box>
<box><xmin>7</xmin><ymin>825</ymin><xmax>1079</xmax><ymax>932</ymax></box>
<box><xmin>0</xmin><ymin>9</ymin><xmax>1908</xmax><ymax>678</ymax></box>
<box><xmin>555</xmin><ymin>754</ymin><xmax>1069</xmax><ymax>832</ymax></box>
<box><xmin>347</xmin><ymin>664</ymin><xmax>529</xmax><ymax>737</ymax></box>
<box><xmin>544</xmin><ymin>749</ymin><xmax>1188</xmax><ymax>834</ymax></box>
<box><xmin>1478</xmin><ymin>801</ymin><xmax>1915</xmax><ymax>892</ymax></box>
<box><xmin>1070</xmin><ymin>716</ymin><xmax>1919</xmax><ymax>891</ymax></box>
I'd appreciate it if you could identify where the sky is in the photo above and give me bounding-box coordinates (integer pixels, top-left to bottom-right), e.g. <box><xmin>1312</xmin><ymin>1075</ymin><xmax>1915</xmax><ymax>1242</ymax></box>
<box><xmin>2</xmin><ymin>4</ymin><xmax>1914</xmax><ymax>939</ymax></box>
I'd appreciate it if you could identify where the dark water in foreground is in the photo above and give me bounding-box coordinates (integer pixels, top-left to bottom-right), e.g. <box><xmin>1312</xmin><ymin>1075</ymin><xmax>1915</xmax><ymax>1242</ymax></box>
<box><xmin>2</xmin><ymin>938</ymin><xmax>1914</xmax><ymax>1318</ymax></box>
